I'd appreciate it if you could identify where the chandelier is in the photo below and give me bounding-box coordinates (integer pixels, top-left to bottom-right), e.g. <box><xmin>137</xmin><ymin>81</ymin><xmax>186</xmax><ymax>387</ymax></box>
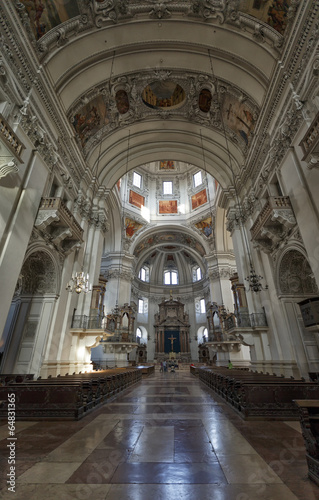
<box><xmin>245</xmin><ymin>266</ymin><xmax>268</xmax><ymax>293</ymax></box>
<box><xmin>66</xmin><ymin>272</ymin><xmax>92</xmax><ymax>294</ymax></box>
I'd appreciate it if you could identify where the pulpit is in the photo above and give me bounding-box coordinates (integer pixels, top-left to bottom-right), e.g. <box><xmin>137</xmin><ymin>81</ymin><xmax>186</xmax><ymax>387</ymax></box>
<box><xmin>154</xmin><ymin>293</ymin><xmax>191</xmax><ymax>362</ymax></box>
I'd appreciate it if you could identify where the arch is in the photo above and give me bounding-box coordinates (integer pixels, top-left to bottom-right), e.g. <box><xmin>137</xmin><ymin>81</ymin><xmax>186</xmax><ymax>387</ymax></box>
<box><xmin>277</xmin><ymin>247</ymin><xmax>318</xmax><ymax>296</ymax></box>
<box><xmin>89</xmin><ymin>122</ymin><xmax>241</xmax><ymax>191</ymax></box>
<box><xmin>19</xmin><ymin>247</ymin><xmax>60</xmax><ymax>296</ymax></box>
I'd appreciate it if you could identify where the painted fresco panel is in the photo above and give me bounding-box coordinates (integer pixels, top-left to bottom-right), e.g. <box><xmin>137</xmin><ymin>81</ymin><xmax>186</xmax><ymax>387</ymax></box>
<box><xmin>21</xmin><ymin>0</ymin><xmax>80</xmax><ymax>40</ymax></box>
<box><xmin>222</xmin><ymin>94</ymin><xmax>255</xmax><ymax>146</ymax></box>
<box><xmin>195</xmin><ymin>217</ymin><xmax>213</xmax><ymax>237</ymax></box>
<box><xmin>129</xmin><ymin>190</ymin><xmax>145</xmax><ymax>209</ymax></box>
<box><xmin>191</xmin><ymin>189</ymin><xmax>207</xmax><ymax>210</ymax></box>
<box><xmin>160</xmin><ymin>161</ymin><xmax>175</xmax><ymax>170</ymax></box>
<box><xmin>72</xmin><ymin>96</ymin><xmax>108</xmax><ymax>147</ymax></box>
<box><xmin>142</xmin><ymin>81</ymin><xmax>185</xmax><ymax>110</ymax></box>
<box><xmin>199</xmin><ymin>89</ymin><xmax>212</xmax><ymax>113</ymax></box>
<box><xmin>159</xmin><ymin>200</ymin><xmax>178</xmax><ymax>214</ymax></box>
<box><xmin>239</xmin><ymin>0</ymin><xmax>291</xmax><ymax>35</ymax></box>
<box><xmin>115</xmin><ymin>90</ymin><xmax>130</xmax><ymax>114</ymax></box>
<box><xmin>125</xmin><ymin>218</ymin><xmax>143</xmax><ymax>238</ymax></box>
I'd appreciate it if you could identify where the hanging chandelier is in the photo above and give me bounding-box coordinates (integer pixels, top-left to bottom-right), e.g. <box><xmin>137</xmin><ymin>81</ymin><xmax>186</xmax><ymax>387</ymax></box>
<box><xmin>66</xmin><ymin>272</ymin><xmax>92</xmax><ymax>294</ymax></box>
<box><xmin>245</xmin><ymin>266</ymin><xmax>268</xmax><ymax>293</ymax></box>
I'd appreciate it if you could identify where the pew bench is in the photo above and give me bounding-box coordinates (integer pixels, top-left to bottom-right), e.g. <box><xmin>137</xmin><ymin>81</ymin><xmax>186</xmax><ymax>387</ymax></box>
<box><xmin>197</xmin><ymin>367</ymin><xmax>319</xmax><ymax>420</ymax></box>
<box><xmin>294</xmin><ymin>400</ymin><xmax>319</xmax><ymax>485</ymax></box>
<box><xmin>0</xmin><ymin>367</ymin><xmax>142</xmax><ymax>420</ymax></box>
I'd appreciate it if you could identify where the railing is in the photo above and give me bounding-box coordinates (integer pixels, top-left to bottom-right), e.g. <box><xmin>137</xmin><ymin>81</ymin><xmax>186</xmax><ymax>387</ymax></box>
<box><xmin>39</xmin><ymin>197</ymin><xmax>83</xmax><ymax>237</ymax></box>
<box><xmin>71</xmin><ymin>315</ymin><xmax>104</xmax><ymax>329</ymax></box>
<box><xmin>102</xmin><ymin>334</ymin><xmax>139</xmax><ymax>343</ymax></box>
<box><xmin>0</xmin><ymin>114</ymin><xmax>24</xmax><ymax>159</ymax></box>
<box><xmin>250</xmin><ymin>196</ymin><xmax>292</xmax><ymax>239</ymax></box>
<box><xmin>300</xmin><ymin>109</ymin><xmax>319</xmax><ymax>158</ymax></box>
<box><xmin>224</xmin><ymin>312</ymin><xmax>268</xmax><ymax>331</ymax></box>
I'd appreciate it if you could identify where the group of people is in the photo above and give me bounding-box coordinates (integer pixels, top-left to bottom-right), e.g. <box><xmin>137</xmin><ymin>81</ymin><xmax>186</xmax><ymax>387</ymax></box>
<box><xmin>160</xmin><ymin>360</ymin><xmax>179</xmax><ymax>372</ymax></box>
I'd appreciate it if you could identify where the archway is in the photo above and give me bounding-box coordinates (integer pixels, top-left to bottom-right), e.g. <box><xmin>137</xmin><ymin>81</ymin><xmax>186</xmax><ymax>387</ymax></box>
<box><xmin>1</xmin><ymin>249</ymin><xmax>60</xmax><ymax>376</ymax></box>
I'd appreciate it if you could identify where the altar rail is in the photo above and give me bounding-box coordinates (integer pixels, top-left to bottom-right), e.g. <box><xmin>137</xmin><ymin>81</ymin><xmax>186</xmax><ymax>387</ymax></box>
<box><xmin>196</xmin><ymin>367</ymin><xmax>319</xmax><ymax>420</ymax></box>
<box><xmin>0</xmin><ymin>367</ymin><xmax>142</xmax><ymax>420</ymax></box>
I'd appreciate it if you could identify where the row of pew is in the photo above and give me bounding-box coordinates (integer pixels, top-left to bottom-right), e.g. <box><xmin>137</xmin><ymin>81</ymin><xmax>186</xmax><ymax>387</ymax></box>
<box><xmin>0</xmin><ymin>367</ymin><xmax>143</xmax><ymax>420</ymax></box>
<box><xmin>196</xmin><ymin>366</ymin><xmax>319</xmax><ymax>420</ymax></box>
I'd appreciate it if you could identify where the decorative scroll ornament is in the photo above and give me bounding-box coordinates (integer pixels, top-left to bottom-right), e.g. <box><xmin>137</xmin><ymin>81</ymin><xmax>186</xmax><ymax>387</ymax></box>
<box><xmin>0</xmin><ymin>159</ymin><xmax>18</xmax><ymax>179</ymax></box>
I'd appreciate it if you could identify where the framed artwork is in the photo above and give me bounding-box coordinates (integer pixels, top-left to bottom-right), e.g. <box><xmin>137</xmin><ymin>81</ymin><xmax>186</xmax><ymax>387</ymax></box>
<box><xmin>159</xmin><ymin>200</ymin><xmax>178</xmax><ymax>214</ymax></box>
<box><xmin>160</xmin><ymin>161</ymin><xmax>175</xmax><ymax>170</ymax></box>
<box><xmin>129</xmin><ymin>190</ymin><xmax>145</xmax><ymax>209</ymax></box>
<box><xmin>191</xmin><ymin>189</ymin><xmax>207</xmax><ymax>210</ymax></box>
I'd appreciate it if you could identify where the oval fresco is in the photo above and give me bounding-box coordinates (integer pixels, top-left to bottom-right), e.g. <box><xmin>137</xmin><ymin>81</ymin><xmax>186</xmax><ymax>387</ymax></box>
<box><xmin>198</xmin><ymin>88</ymin><xmax>212</xmax><ymax>113</ymax></box>
<box><xmin>115</xmin><ymin>89</ymin><xmax>130</xmax><ymax>114</ymax></box>
<box><xmin>142</xmin><ymin>81</ymin><xmax>186</xmax><ymax>110</ymax></box>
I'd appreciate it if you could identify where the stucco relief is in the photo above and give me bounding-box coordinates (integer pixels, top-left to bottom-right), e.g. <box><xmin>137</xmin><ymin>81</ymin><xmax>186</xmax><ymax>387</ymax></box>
<box><xmin>278</xmin><ymin>249</ymin><xmax>318</xmax><ymax>295</ymax></box>
<box><xmin>20</xmin><ymin>251</ymin><xmax>57</xmax><ymax>294</ymax></box>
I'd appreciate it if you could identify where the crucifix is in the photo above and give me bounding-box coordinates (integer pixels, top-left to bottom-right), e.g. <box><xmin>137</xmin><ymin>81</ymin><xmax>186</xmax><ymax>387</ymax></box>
<box><xmin>168</xmin><ymin>334</ymin><xmax>176</xmax><ymax>352</ymax></box>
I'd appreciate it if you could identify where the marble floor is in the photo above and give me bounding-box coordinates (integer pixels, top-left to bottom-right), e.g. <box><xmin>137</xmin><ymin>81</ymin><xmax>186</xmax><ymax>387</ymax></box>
<box><xmin>0</xmin><ymin>367</ymin><xmax>318</xmax><ymax>500</ymax></box>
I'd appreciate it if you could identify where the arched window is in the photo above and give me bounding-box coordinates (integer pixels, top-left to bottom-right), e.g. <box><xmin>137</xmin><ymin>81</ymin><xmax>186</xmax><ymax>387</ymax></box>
<box><xmin>136</xmin><ymin>327</ymin><xmax>142</xmax><ymax>339</ymax></box>
<box><xmin>164</xmin><ymin>270</ymin><xmax>178</xmax><ymax>285</ymax></box>
<box><xmin>193</xmin><ymin>265</ymin><xmax>202</xmax><ymax>282</ymax></box>
<box><xmin>138</xmin><ymin>266</ymin><xmax>149</xmax><ymax>282</ymax></box>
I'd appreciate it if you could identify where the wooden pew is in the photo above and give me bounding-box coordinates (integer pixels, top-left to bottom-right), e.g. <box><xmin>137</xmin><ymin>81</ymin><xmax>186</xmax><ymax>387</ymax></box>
<box><xmin>137</xmin><ymin>365</ymin><xmax>155</xmax><ymax>376</ymax></box>
<box><xmin>294</xmin><ymin>400</ymin><xmax>319</xmax><ymax>485</ymax></box>
<box><xmin>196</xmin><ymin>367</ymin><xmax>319</xmax><ymax>420</ymax></box>
<box><xmin>0</xmin><ymin>367</ymin><xmax>142</xmax><ymax>421</ymax></box>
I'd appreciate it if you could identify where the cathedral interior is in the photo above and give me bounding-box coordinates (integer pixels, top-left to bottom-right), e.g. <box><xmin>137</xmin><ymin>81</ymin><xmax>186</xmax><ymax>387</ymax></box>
<box><xmin>1</xmin><ymin>1</ymin><xmax>319</xmax><ymax>498</ymax></box>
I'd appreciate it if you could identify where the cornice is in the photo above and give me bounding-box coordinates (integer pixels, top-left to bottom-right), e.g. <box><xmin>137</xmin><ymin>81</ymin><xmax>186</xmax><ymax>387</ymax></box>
<box><xmin>15</xmin><ymin>1</ymin><xmax>283</xmax><ymax>61</ymax></box>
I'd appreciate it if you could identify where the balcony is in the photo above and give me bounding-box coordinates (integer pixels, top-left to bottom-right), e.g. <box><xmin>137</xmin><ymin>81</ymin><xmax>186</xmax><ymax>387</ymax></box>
<box><xmin>299</xmin><ymin>110</ymin><xmax>319</xmax><ymax>168</ymax></box>
<box><xmin>35</xmin><ymin>197</ymin><xmax>83</xmax><ymax>255</ymax></box>
<box><xmin>0</xmin><ymin>114</ymin><xmax>25</xmax><ymax>179</ymax></box>
<box><xmin>224</xmin><ymin>312</ymin><xmax>268</xmax><ymax>331</ymax></box>
<box><xmin>0</xmin><ymin>114</ymin><xmax>24</xmax><ymax>160</ymax></box>
<box><xmin>250</xmin><ymin>196</ymin><xmax>296</xmax><ymax>253</ymax></box>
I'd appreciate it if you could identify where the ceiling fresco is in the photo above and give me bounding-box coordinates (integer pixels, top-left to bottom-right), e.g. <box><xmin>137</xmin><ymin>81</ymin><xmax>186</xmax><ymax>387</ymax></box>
<box><xmin>72</xmin><ymin>95</ymin><xmax>108</xmax><ymax>148</ymax></box>
<box><xmin>221</xmin><ymin>94</ymin><xmax>256</xmax><ymax>146</ymax></box>
<box><xmin>19</xmin><ymin>0</ymin><xmax>80</xmax><ymax>40</ymax></box>
<box><xmin>239</xmin><ymin>0</ymin><xmax>291</xmax><ymax>35</ymax></box>
<box><xmin>142</xmin><ymin>81</ymin><xmax>186</xmax><ymax>110</ymax></box>
<box><xmin>195</xmin><ymin>216</ymin><xmax>214</xmax><ymax>238</ymax></box>
<box><xmin>19</xmin><ymin>0</ymin><xmax>291</xmax><ymax>42</ymax></box>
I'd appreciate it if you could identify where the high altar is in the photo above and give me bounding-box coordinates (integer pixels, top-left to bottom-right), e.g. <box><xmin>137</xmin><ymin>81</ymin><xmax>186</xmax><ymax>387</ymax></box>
<box><xmin>154</xmin><ymin>292</ymin><xmax>191</xmax><ymax>362</ymax></box>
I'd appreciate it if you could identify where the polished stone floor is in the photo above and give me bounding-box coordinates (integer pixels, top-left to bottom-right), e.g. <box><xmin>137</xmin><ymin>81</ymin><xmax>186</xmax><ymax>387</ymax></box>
<box><xmin>0</xmin><ymin>366</ymin><xmax>318</xmax><ymax>499</ymax></box>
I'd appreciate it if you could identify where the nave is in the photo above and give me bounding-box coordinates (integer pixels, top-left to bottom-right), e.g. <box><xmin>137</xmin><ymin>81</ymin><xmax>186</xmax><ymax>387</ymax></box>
<box><xmin>0</xmin><ymin>367</ymin><xmax>318</xmax><ymax>500</ymax></box>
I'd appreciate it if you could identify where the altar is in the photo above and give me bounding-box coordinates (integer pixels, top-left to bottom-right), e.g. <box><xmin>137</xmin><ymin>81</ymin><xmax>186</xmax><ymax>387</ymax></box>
<box><xmin>154</xmin><ymin>292</ymin><xmax>191</xmax><ymax>362</ymax></box>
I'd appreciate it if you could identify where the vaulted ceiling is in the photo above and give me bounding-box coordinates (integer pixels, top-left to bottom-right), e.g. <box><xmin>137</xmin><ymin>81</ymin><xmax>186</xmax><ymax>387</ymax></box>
<box><xmin>15</xmin><ymin>0</ymin><xmax>298</xmax><ymax>195</ymax></box>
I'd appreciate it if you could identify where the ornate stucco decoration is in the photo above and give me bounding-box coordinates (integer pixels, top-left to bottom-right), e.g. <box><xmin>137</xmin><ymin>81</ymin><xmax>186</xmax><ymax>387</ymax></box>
<box><xmin>35</xmin><ymin>197</ymin><xmax>84</xmax><ymax>256</ymax></box>
<box><xmin>225</xmin><ymin>206</ymin><xmax>246</xmax><ymax>234</ymax></box>
<box><xmin>20</xmin><ymin>251</ymin><xmax>58</xmax><ymax>295</ymax></box>
<box><xmin>13</xmin><ymin>0</ymin><xmax>283</xmax><ymax>57</ymax></box>
<box><xmin>255</xmin><ymin>105</ymin><xmax>304</xmax><ymax>191</ymax></box>
<box><xmin>0</xmin><ymin>159</ymin><xmax>19</xmax><ymax>179</ymax></box>
<box><xmin>250</xmin><ymin>196</ymin><xmax>296</xmax><ymax>255</ymax></box>
<box><xmin>69</xmin><ymin>70</ymin><xmax>258</xmax><ymax>160</ymax></box>
<box><xmin>278</xmin><ymin>249</ymin><xmax>319</xmax><ymax>296</ymax></box>
<box><xmin>0</xmin><ymin>114</ymin><xmax>24</xmax><ymax>179</ymax></box>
